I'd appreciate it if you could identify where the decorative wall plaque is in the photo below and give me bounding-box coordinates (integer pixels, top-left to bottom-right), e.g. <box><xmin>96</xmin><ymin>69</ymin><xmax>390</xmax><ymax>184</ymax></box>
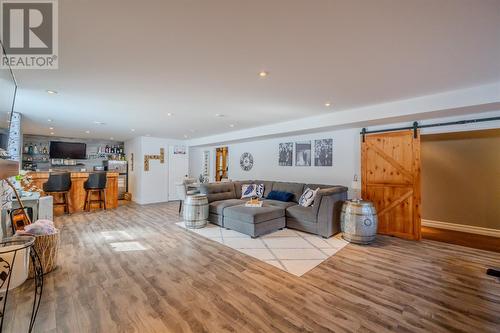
<box><xmin>240</xmin><ymin>152</ymin><xmax>254</xmax><ymax>171</ymax></box>
<box><xmin>144</xmin><ymin>148</ymin><xmax>165</xmax><ymax>171</ymax></box>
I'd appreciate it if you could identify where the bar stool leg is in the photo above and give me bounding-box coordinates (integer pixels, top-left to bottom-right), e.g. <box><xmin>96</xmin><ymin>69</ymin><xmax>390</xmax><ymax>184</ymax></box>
<box><xmin>102</xmin><ymin>190</ymin><xmax>107</xmax><ymax>210</ymax></box>
<box><xmin>87</xmin><ymin>190</ymin><xmax>92</xmax><ymax>212</ymax></box>
<box><xmin>63</xmin><ymin>192</ymin><xmax>69</xmax><ymax>214</ymax></box>
<box><xmin>83</xmin><ymin>190</ymin><xmax>88</xmax><ymax>211</ymax></box>
<box><xmin>98</xmin><ymin>190</ymin><xmax>102</xmax><ymax>209</ymax></box>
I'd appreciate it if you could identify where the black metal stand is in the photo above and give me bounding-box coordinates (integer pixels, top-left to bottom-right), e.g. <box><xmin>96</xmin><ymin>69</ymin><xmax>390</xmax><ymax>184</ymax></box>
<box><xmin>0</xmin><ymin>236</ymin><xmax>43</xmax><ymax>333</ymax></box>
<box><xmin>360</xmin><ymin>116</ymin><xmax>500</xmax><ymax>142</ymax></box>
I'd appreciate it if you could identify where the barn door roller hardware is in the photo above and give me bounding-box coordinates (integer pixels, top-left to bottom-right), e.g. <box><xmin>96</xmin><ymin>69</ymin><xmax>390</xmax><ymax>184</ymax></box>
<box><xmin>361</xmin><ymin>116</ymin><xmax>500</xmax><ymax>141</ymax></box>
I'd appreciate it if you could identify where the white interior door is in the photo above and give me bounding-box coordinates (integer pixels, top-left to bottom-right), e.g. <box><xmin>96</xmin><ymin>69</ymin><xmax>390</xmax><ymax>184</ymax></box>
<box><xmin>168</xmin><ymin>145</ymin><xmax>189</xmax><ymax>200</ymax></box>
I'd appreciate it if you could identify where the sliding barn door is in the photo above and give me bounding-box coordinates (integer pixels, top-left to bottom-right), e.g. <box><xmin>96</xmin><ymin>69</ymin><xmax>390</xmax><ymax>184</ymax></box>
<box><xmin>361</xmin><ymin>130</ymin><xmax>421</xmax><ymax>240</ymax></box>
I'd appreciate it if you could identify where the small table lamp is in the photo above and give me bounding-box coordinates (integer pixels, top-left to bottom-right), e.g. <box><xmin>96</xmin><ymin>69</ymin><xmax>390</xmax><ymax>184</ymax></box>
<box><xmin>351</xmin><ymin>174</ymin><xmax>361</xmax><ymax>201</ymax></box>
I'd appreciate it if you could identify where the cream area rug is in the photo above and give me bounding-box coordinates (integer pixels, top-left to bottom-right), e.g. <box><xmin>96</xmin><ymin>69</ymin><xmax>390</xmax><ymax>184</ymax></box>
<box><xmin>176</xmin><ymin>222</ymin><xmax>348</xmax><ymax>277</ymax></box>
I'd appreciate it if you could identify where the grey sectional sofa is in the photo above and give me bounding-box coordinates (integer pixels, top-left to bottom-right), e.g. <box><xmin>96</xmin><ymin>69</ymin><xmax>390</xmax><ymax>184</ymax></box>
<box><xmin>199</xmin><ymin>180</ymin><xmax>348</xmax><ymax>238</ymax></box>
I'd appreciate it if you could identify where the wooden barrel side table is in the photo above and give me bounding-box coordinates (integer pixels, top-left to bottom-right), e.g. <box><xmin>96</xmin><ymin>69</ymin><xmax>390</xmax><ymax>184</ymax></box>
<box><xmin>183</xmin><ymin>194</ymin><xmax>209</xmax><ymax>229</ymax></box>
<box><xmin>340</xmin><ymin>200</ymin><xmax>378</xmax><ymax>244</ymax></box>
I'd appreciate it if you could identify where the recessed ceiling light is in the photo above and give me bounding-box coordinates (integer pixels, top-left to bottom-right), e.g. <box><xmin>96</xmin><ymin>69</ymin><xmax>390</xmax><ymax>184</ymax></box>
<box><xmin>259</xmin><ymin>71</ymin><xmax>269</xmax><ymax>77</ymax></box>
<box><xmin>189</xmin><ymin>129</ymin><xmax>195</xmax><ymax>133</ymax></box>
<box><xmin>46</xmin><ymin>90</ymin><xmax>58</xmax><ymax>94</ymax></box>
<box><xmin>110</xmin><ymin>137</ymin><xmax>114</xmax><ymax>140</ymax></box>
<box><xmin>131</xmin><ymin>129</ymin><xmax>135</xmax><ymax>132</ymax></box>
<box><xmin>167</xmin><ymin>113</ymin><xmax>173</xmax><ymax>116</ymax></box>
<box><xmin>325</xmin><ymin>102</ymin><xmax>331</xmax><ymax>107</ymax></box>
<box><xmin>47</xmin><ymin>119</ymin><xmax>52</xmax><ymax>122</ymax></box>
<box><xmin>183</xmin><ymin>134</ymin><xmax>188</xmax><ymax>139</ymax></box>
<box><xmin>229</xmin><ymin>124</ymin><xmax>235</xmax><ymax>128</ymax></box>
<box><xmin>50</xmin><ymin>132</ymin><xmax>54</xmax><ymax>135</ymax></box>
<box><xmin>146</xmin><ymin>134</ymin><xmax>151</xmax><ymax>137</ymax></box>
<box><xmin>49</xmin><ymin>127</ymin><xmax>54</xmax><ymax>130</ymax></box>
<box><xmin>215</xmin><ymin>113</ymin><xmax>225</xmax><ymax>117</ymax></box>
<box><xmin>93</xmin><ymin>121</ymin><xmax>106</xmax><ymax>125</ymax></box>
<box><xmin>85</xmin><ymin>130</ymin><xmax>90</xmax><ymax>134</ymax></box>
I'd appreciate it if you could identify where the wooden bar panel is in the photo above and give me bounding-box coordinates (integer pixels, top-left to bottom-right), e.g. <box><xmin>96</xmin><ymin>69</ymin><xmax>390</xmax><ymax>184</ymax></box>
<box><xmin>29</xmin><ymin>172</ymin><xmax>119</xmax><ymax>216</ymax></box>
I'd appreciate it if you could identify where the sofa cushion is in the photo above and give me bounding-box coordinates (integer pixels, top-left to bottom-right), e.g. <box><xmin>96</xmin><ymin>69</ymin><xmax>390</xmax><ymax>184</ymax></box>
<box><xmin>263</xmin><ymin>199</ymin><xmax>297</xmax><ymax>209</ymax></box>
<box><xmin>240</xmin><ymin>183</ymin><xmax>265</xmax><ymax>199</ymax></box>
<box><xmin>271</xmin><ymin>182</ymin><xmax>305</xmax><ymax>203</ymax></box>
<box><xmin>224</xmin><ymin>204</ymin><xmax>285</xmax><ymax>224</ymax></box>
<box><xmin>200</xmin><ymin>182</ymin><xmax>236</xmax><ymax>202</ymax></box>
<box><xmin>286</xmin><ymin>205</ymin><xmax>317</xmax><ymax>224</ymax></box>
<box><xmin>299</xmin><ymin>187</ymin><xmax>320</xmax><ymax>207</ymax></box>
<box><xmin>266</xmin><ymin>191</ymin><xmax>293</xmax><ymax>202</ymax></box>
<box><xmin>209</xmin><ymin>199</ymin><xmax>246</xmax><ymax>215</ymax></box>
<box><xmin>252</xmin><ymin>180</ymin><xmax>274</xmax><ymax>197</ymax></box>
<box><xmin>233</xmin><ymin>180</ymin><xmax>252</xmax><ymax>199</ymax></box>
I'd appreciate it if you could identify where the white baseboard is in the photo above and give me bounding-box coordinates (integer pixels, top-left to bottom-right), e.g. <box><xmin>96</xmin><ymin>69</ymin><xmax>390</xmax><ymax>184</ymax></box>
<box><xmin>422</xmin><ymin>219</ymin><xmax>500</xmax><ymax>238</ymax></box>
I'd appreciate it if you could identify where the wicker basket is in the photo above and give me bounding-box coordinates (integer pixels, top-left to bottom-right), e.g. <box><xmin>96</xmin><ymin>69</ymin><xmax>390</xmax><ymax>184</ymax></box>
<box><xmin>28</xmin><ymin>231</ymin><xmax>60</xmax><ymax>278</ymax></box>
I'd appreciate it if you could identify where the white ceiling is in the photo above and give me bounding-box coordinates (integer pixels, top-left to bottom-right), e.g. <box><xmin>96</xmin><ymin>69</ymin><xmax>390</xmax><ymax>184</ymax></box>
<box><xmin>13</xmin><ymin>0</ymin><xmax>500</xmax><ymax>141</ymax></box>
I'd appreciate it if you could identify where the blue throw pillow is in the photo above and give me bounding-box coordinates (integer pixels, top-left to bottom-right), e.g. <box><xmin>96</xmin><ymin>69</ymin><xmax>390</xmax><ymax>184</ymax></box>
<box><xmin>267</xmin><ymin>191</ymin><xmax>293</xmax><ymax>202</ymax></box>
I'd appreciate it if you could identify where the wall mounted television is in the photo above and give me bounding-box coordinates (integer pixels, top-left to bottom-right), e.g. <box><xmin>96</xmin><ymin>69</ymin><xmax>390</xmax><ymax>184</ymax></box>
<box><xmin>50</xmin><ymin>141</ymin><xmax>87</xmax><ymax>159</ymax></box>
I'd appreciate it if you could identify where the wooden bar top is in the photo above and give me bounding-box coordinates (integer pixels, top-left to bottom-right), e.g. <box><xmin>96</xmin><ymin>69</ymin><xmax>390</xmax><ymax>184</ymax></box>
<box><xmin>29</xmin><ymin>171</ymin><xmax>119</xmax><ymax>215</ymax></box>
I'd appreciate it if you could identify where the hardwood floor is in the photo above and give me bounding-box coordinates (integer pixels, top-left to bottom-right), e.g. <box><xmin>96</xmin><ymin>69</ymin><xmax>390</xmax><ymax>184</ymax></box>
<box><xmin>5</xmin><ymin>202</ymin><xmax>500</xmax><ymax>332</ymax></box>
<box><xmin>422</xmin><ymin>226</ymin><xmax>500</xmax><ymax>253</ymax></box>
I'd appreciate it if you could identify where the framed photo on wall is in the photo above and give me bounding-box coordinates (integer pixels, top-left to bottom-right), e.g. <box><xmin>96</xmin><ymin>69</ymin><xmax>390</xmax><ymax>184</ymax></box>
<box><xmin>174</xmin><ymin>145</ymin><xmax>186</xmax><ymax>154</ymax></box>
<box><xmin>295</xmin><ymin>141</ymin><xmax>311</xmax><ymax>166</ymax></box>
<box><xmin>314</xmin><ymin>139</ymin><xmax>333</xmax><ymax>166</ymax></box>
<box><xmin>278</xmin><ymin>142</ymin><xmax>293</xmax><ymax>166</ymax></box>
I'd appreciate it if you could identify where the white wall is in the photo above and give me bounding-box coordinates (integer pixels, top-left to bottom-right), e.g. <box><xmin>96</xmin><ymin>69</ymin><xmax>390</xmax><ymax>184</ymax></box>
<box><xmin>125</xmin><ymin>137</ymin><xmax>142</xmax><ymax>203</ymax></box>
<box><xmin>189</xmin><ymin>128</ymin><xmax>360</xmax><ymax>187</ymax></box>
<box><xmin>188</xmin><ymin>111</ymin><xmax>500</xmax><ymax>196</ymax></box>
<box><xmin>125</xmin><ymin>136</ymin><xmax>188</xmax><ymax>205</ymax></box>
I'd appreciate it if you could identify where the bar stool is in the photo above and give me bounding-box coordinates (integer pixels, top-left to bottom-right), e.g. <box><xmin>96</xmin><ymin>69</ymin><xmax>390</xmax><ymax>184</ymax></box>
<box><xmin>84</xmin><ymin>173</ymin><xmax>107</xmax><ymax>211</ymax></box>
<box><xmin>43</xmin><ymin>172</ymin><xmax>72</xmax><ymax>214</ymax></box>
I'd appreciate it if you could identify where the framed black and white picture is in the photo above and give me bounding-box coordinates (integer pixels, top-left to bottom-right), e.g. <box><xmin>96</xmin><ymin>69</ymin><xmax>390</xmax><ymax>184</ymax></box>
<box><xmin>314</xmin><ymin>139</ymin><xmax>333</xmax><ymax>166</ymax></box>
<box><xmin>295</xmin><ymin>141</ymin><xmax>311</xmax><ymax>166</ymax></box>
<box><xmin>278</xmin><ymin>142</ymin><xmax>293</xmax><ymax>166</ymax></box>
<box><xmin>240</xmin><ymin>152</ymin><xmax>254</xmax><ymax>171</ymax></box>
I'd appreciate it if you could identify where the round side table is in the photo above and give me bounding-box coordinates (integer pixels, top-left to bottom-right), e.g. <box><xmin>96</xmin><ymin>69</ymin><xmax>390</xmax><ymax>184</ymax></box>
<box><xmin>340</xmin><ymin>200</ymin><xmax>378</xmax><ymax>245</ymax></box>
<box><xmin>0</xmin><ymin>236</ymin><xmax>43</xmax><ymax>332</ymax></box>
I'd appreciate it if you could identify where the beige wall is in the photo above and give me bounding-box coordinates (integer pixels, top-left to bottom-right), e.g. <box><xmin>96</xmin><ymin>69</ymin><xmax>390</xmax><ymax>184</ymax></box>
<box><xmin>421</xmin><ymin>129</ymin><xmax>500</xmax><ymax>230</ymax></box>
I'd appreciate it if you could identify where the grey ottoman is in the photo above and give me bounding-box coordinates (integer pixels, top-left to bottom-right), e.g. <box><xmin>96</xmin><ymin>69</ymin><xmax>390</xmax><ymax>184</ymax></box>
<box><xmin>223</xmin><ymin>204</ymin><xmax>286</xmax><ymax>238</ymax></box>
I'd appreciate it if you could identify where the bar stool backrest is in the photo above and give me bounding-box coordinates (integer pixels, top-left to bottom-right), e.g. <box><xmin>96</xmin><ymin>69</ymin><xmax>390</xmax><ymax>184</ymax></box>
<box><xmin>176</xmin><ymin>183</ymin><xmax>187</xmax><ymax>201</ymax></box>
<box><xmin>84</xmin><ymin>172</ymin><xmax>107</xmax><ymax>190</ymax></box>
<box><xmin>43</xmin><ymin>172</ymin><xmax>72</xmax><ymax>192</ymax></box>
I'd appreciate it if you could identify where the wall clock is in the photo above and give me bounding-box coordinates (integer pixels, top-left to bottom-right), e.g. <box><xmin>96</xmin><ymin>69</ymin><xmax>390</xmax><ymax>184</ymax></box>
<box><xmin>240</xmin><ymin>152</ymin><xmax>254</xmax><ymax>171</ymax></box>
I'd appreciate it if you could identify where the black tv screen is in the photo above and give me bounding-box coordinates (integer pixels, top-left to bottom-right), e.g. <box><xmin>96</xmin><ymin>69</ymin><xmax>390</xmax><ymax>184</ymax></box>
<box><xmin>50</xmin><ymin>141</ymin><xmax>87</xmax><ymax>159</ymax></box>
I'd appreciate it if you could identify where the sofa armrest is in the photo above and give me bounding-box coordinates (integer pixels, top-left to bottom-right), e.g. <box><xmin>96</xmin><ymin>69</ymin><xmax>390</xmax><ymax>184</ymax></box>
<box><xmin>199</xmin><ymin>183</ymin><xmax>237</xmax><ymax>203</ymax></box>
<box><xmin>313</xmin><ymin>186</ymin><xmax>348</xmax><ymax>238</ymax></box>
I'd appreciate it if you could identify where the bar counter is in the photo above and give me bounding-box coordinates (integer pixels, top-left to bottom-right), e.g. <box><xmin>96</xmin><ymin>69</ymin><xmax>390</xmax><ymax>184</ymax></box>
<box><xmin>29</xmin><ymin>171</ymin><xmax>119</xmax><ymax>216</ymax></box>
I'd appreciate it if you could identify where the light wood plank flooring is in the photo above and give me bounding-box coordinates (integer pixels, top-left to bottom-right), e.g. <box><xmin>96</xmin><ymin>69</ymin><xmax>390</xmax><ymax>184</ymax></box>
<box><xmin>5</xmin><ymin>202</ymin><xmax>500</xmax><ymax>332</ymax></box>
